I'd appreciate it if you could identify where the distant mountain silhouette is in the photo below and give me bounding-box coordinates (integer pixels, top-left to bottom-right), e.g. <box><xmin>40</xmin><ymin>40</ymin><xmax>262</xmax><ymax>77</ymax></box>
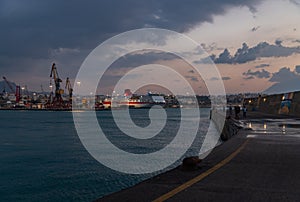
<box><xmin>0</xmin><ymin>80</ymin><xmax>17</xmax><ymax>94</ymax></box>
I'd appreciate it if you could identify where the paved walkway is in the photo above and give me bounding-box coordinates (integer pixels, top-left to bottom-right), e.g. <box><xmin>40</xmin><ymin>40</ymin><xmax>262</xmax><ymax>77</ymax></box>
<box><xmin>97</xmin><ymin>117</ymin><xmax>300</xmax><ymax>202</ymax></box>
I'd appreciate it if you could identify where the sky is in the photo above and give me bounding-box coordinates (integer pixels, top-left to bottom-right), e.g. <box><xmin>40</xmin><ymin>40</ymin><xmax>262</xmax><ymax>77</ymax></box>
<box><xmin>1</xmin><ymin>0</ymin><xmax>300</xmax><ymax>95</ymax></box>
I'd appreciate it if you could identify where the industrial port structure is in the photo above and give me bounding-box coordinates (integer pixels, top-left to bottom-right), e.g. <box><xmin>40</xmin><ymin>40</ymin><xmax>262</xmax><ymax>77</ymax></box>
<box><xmin>0</xmin><ymin>63</ymin><xmax>74</xmax><ymax>110</ymax></box>
<box><xmin>1</xmin><ymin>63</ymin><xmax>254</xmax><ymax>110</ymax></box>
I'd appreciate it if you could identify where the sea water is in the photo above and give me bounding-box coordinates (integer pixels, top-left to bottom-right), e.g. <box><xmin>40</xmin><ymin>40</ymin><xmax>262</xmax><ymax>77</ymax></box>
<box><xmin>0</xmin><ymin>108</ymin><xmax>213</xmax><ymax>201</ymax></box>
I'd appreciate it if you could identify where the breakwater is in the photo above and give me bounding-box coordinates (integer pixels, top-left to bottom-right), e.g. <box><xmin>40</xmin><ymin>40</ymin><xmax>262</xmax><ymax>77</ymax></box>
<box><xmin>245</xmin><ymin>90</ymin><xmax>300</xmax><ymax>117</ymax></box>
<box><xmin>211</xmin><ymin>109</ymin><xmax>240</xmax><ymax>141</ymax></box>
<box><xmin>210</xmin><ymin>109</ymin><xmax>226</xmax><ymax>133</ymax></box>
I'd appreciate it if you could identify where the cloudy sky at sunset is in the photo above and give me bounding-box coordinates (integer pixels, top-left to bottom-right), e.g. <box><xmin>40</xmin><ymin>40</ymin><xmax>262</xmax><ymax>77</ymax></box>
<box><xmin>1</xmin><ymin>0</ymin><xmax>300</xmax><ymax>95</ymax></box>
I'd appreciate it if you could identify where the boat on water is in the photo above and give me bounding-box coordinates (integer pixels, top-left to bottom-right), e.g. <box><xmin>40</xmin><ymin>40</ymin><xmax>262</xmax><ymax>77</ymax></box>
<box><xmin>102</xmin><ymin>93</ymin><xmax>166</xmax><ymax>109</ymax></box>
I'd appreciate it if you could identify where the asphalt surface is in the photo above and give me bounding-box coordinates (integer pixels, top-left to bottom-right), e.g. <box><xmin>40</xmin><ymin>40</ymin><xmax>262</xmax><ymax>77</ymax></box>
<box><xmin>97</xmin><ymin>115</ymin><xmax>300</xmax><ymax>202</ymax></box>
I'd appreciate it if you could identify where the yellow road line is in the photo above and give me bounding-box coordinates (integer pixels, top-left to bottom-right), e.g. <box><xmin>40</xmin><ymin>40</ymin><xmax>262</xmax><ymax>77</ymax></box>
<box><xmin>153</xmin><ymin>139</ymin><xmax>250</xmax><ymax>202</ymax></box>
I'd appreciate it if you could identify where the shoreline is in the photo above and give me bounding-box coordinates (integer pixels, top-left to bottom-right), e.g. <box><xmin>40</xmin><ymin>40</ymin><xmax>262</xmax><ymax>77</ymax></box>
<box><xmin>239</xmin><ymin>110</ymin><xmax>300</xmax><ymax>120</ymax></box>
<box><xmin>96</xmin><ymin>112</ymin><xmax>300</xmax><ymax>201</ymax></box>
<box><xmin>0</xmin><ymin>105</ymin><xmax>211</xmax><ymax>111</ymax></box>
<box><xmin>96</xmin><ymin>130</ymin><xmax>247</xmax><ymax>201</ymax></box>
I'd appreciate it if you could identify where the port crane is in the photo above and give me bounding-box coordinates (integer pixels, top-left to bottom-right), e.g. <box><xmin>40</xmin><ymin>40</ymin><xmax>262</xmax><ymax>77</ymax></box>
<box><xmin>48</xmin><ymin>63</ymin><xmax>64</xmax><ymax>108</ymax></box>
<box><xmin>65</xmin><ymin>77</ymin><xmax>73</xmax><ymax>106</ymax></box>
<box><xmin>2</xmin><ymin>76</ymin><xmax>20</xmax><ymax>102</ymax></box>
<box><xmin>2</xmin><ymin>76</ymin><xmax>15</xmax><ymax>93</ymax></box>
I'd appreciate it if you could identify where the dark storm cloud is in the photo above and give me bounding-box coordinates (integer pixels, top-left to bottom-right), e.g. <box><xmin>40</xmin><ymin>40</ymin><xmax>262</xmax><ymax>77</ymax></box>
<box><xmin>213</xmin><ymin>42</ymin><xmax>300</xmax><ymax>64</ymax></box>
<box><xmin>185</xmin><ymin>75</ymin><xmax>199</xmax><ymax>82</ymax></box>
<box><xmin>109</xmin><ymin>51</ymin><xmax>178</xmax><ymax>69</ymax></box>
<box><xmin>0</xmin><ymin>0</ymin><xmax>262</xmax><ymax>58</ymax></box>
<box><xmin>290</xmin><ymin>0</ymin><xmax>300</xmax><ymax>6</ymax></box>
<box><xmin>210</xmin><ymin>77</ymin><xmax>219</xmax><ymax>81</ymax></box>
<box><xmin>209</xmin><ymin>76</ymin><xmax>231</xmax><ymax>81</ymax></box>
<box><xmin>255</xmin><ymin>63</ymin><xmax>270</xmax><ymax>68</ymax></box>
<box><xmin>214</xmin><ymin>48</ymin><xmax>232</xmax><ymax>64</ymax></box>
<box><xmin>0</xmin><ymin>0</ymin><xmax>263</xmax><ymax>90</ymax></box>
<box><xmin>244</xmin><ymin>76</ymin><xmax>255</xmax><ymax>80</ymax></box>
<box><xmin>200</xmin><ymin>42</ymin><xmax>223</xmax><ymax>52</ymax></box>
<box><xmin>295</xmin><ymin>65</ymin><xmax>300</xmax><ymax>74</ymax></box>
<box><xmin>222</xmin><ymin>76</ymin><xmax>231</xmax><ymax>80</ymax></box>
<box><xmin>275</xmin><ymin>39</ymin><xmax>283</xmax><ymax>46</ymax></box>
<box><xmin>242</xmin><ymin>69</ymin><xmax>271</xmax><ymax>79</ymax></box>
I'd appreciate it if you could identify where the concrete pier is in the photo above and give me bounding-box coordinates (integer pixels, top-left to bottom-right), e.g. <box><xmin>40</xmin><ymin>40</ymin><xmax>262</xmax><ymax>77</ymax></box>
<box><xmin>96</xmin><ymin>112</ymin><xmax>300</xmax><ymax>202</ymax></box>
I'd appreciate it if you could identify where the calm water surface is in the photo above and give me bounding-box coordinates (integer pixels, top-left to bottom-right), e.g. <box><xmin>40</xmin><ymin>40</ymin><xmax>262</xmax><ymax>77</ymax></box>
<box><xmin>0</xmin><ymin>108</ymin><xmax>212</xmax><ymax>201</ymax></box>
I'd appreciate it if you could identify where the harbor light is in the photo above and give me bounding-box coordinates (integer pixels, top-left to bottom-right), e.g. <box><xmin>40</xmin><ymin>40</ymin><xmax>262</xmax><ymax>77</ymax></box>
<box><xmin>282</xmin><ymin>124</ymin><xmax>286</xmax><ymax>134</ymax></box>
<box><xmin>248</xmin><ymin>122</ymin><xmax>252</xmax><ymax>129</ymax></box>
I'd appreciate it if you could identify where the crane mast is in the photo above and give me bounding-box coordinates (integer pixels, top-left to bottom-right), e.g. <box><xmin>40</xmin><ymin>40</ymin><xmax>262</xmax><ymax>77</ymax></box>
<box><xmin>48</xmin><ymin>63</ymin><xmax>64</xmax><ymax>108</ymax></box>
<box><xmin>65</xmin><ymin>77</ymin><xmax>73</xmax><ymax>105</ymax></box>
<box><xmin>2</xmin><ymin>76</ymin><xmax>15</xmax><ymax>93</ymax></box>
<box><xmin>3</xmin><ymin>76</ymin><xmax>20</xmax><ymax>103</ymax></box>
<box><xmin>50</xmin><ymin>63</ymin><xmax>63</xmax><ymax>98</ymax></box>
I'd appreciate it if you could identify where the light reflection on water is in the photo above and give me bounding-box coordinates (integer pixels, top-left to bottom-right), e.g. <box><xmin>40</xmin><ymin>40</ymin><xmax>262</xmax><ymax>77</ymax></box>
<box><xmin>243</xmin><ymin>119</ymin><xmax>300</xmax><ymax>135</ymax></box>
<box><xmin>0</xmin><ymin>108</ymin><xmax>214</xmax><ymax>201</ymax></box>
<box><xmin>282</xmin><ymin>124</ymin><xmax>286</xmax><ymax>134</ymax></box>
